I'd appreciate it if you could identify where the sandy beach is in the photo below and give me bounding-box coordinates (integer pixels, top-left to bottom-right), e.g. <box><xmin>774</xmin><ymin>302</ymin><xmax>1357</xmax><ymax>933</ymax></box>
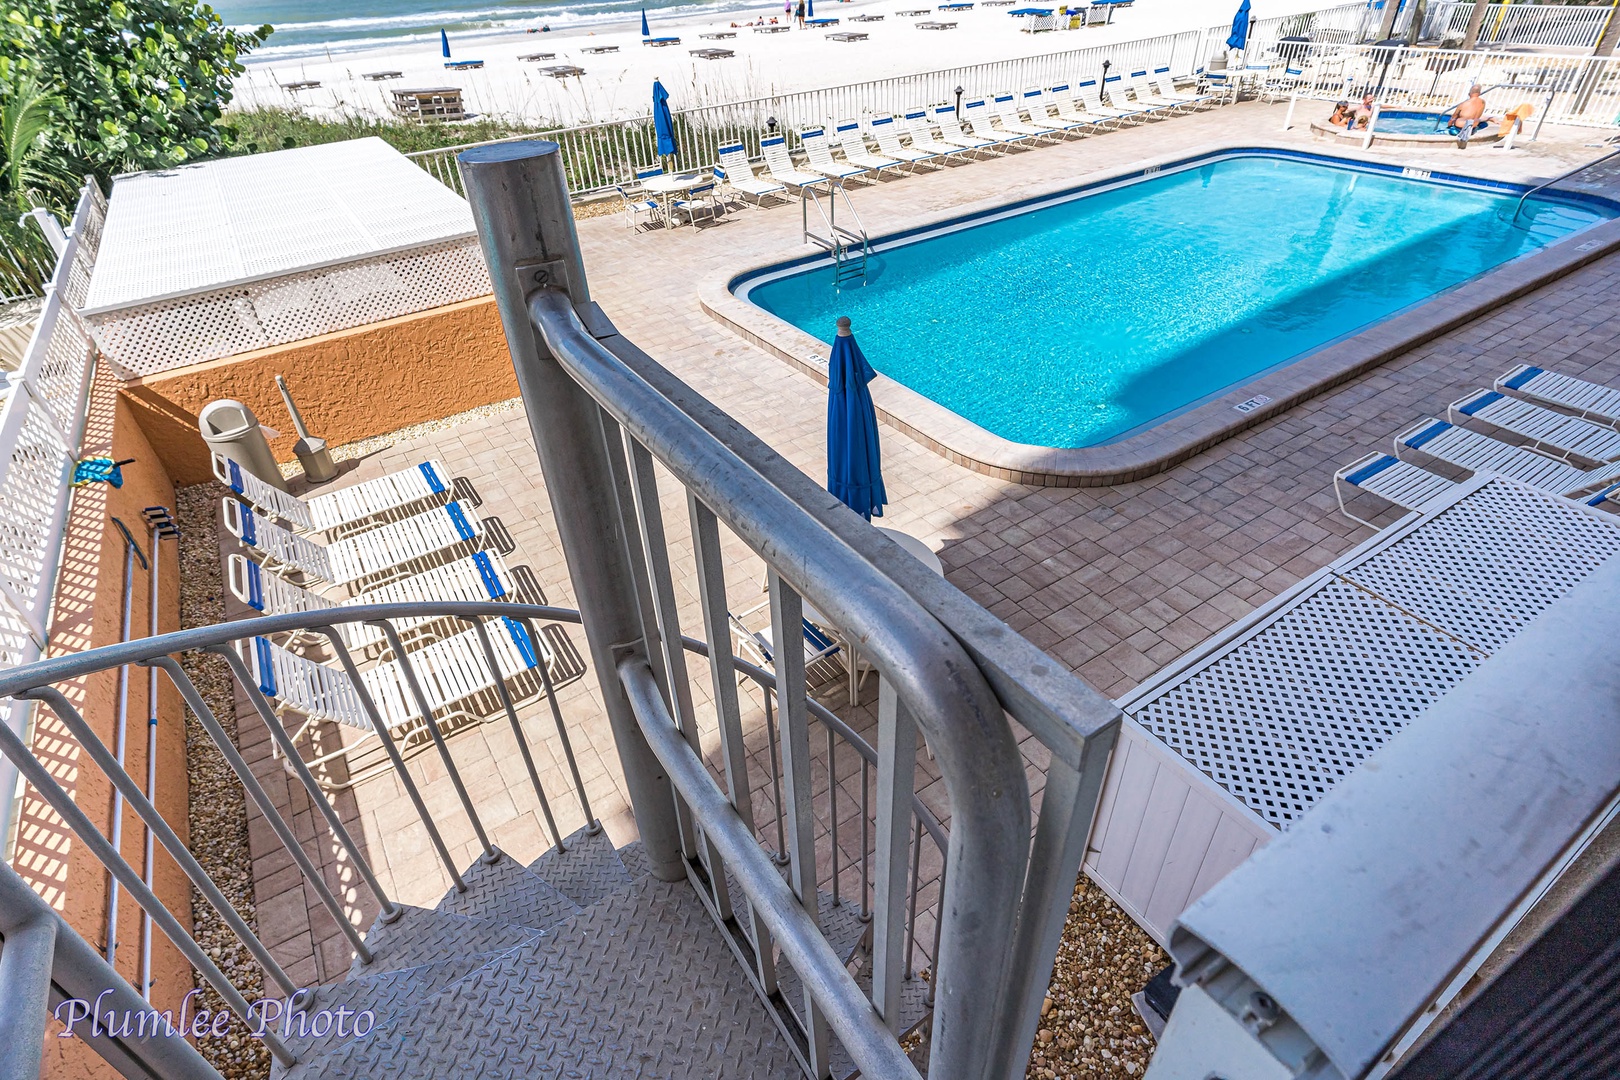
<box><xmin>232</xmin><ymin>0</ymin><xmax>1331</xmax><ymax>125</ymax></box>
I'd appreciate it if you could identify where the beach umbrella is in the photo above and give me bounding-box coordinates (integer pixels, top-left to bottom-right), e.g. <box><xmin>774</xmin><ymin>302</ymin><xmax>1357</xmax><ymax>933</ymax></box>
<box><xmin>808</xmin><ymin>0</ymin><xmax>815</xmax><ymax>18</ymax></box>
<box><xmin>653</xmin><ymin>79</ymin><xmax>678</xmax><ymax>162</ymax></box>
<box><xmin>641</xmin><ymin>8</ymin><xmax>650</xmax><ymax>36</ymax></box>
<box><xmin>440</xmin><ymin>28</ymin><xmax>451</xmax><ymax>58</ymax></box>
<box><xmin>826</xmin><ymin>317</ymin><xmax>887</xmax><ymax>522</ymax></box>
<box><xmin>1226</xmin><ymin>0</ymin><xmax>1251</xmax><ymax>51</ymax></box>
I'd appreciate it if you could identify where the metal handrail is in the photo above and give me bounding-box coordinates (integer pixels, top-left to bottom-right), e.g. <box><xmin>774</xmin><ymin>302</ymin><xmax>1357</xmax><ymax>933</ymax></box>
<box><xmin>1513</xmin><ymin>146</ymin><xmax>1620</xmax><ymax>222</ymax></box>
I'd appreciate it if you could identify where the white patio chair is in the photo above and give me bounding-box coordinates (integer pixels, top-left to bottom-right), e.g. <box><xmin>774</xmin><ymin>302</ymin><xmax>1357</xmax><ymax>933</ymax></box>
<box><xmin>797</xmin><ymin>126</ymin><xmax>866</xmax><ymax>182</ymax></box>
<box><xmin>715</xmin><ymin>142</ymin><xmax>787</xmax><ymax>204</ymax></box>
<box><xmin>869</xmin><ymin>115</ymin><xmax>938</xmax><ymax>168</ymax></box>
<box><xmin>1497</xmin><ymin>364</ymin><xmax>1620</xmax><ymax>427</ymax></box>
<box><xmin>834</xmin><ymin>120</ymin><xmax>904</xmax><ymax>175</ymax></box>
<box><xmin>1393</xmin><ymin>417</ymin><xmax>1620</xmax><ymax>496</ymax></box>
<box><xmin>1077</xmin><ymin>77</ymin><xmax>1138</xmax><ymax>121</ymax></box>
<box><xmin>1450</xmin><ymin>388</ymin><xmax>1620</xmax><ymax>465</ymax></box>
<box><xmin>672</xmin><ymin>180</ymin><xmax>723</xmax><ymax>226</ymax></box>
<box><xmin>618</xmin><ymin>165</ymin><xmax>667</xmax><ymax>230</ymax></box>
<box><xmin>761</xmin><ymin>134</ymin><xmax>828</xmax><ymax>192</ymax></box>
<box><xmin>212</xmin><ymin>453</ymin><xmax>452</xmax><ymax>537</ymax></box>
<box><xmin>227</xmin><ymin>549</ymin><xmax>519</xmax><ymax>653</ymax></box>
<box><xmin>728</xmin><ymin>602</ymin><xmax>866</xmax><ymax>705</ymax></box>
<box><xmin>222</xmin><ymin>498</ymin><xmax>483</xmax><ymax>590</ymax></box>
<box><xmin>928</xmin><ymin>104</ymin><xmax>1000</xmax><ymax>154</ymax></box>
<box><xmin>1333</xmin><ymin>453</ymin><xmax>1458</xmax><ymax>528</ymax></box>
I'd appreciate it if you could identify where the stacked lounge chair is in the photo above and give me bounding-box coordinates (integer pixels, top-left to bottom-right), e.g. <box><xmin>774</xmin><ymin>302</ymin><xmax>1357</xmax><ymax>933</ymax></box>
<box><xmin>212</xmin><ymin>453</ymin><xmax>452</xmax><ymax>537</ymax></box>
<box><xmin>222</xmin><ymin>498</ymin><xmax>483</xmax><ymax>590</ymax></box>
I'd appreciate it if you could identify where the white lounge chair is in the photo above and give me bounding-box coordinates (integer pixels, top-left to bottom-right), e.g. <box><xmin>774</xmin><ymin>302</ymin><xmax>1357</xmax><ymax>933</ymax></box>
<box><xmin>1393</xmin><ymin>417</ymin><xmax>1620</xmax><ymax>496</ymax></box>
<box><xmin>797</xmin><ymin>126</ymin><xmax>866</xmax><ymax>182</ymax></box>
<box><xmin>228</xmin><ymin>550</ymin><xmax>520</xmax><ymax>653</ymax></box>
<box><xmin>1046</xmin><ymin>83</ymin><xmax>1116</xmax><ymax>129</ymax></box>
<box><xmin>761</xmin><ymin>134</ymin><xmax>827</xmax><ymax>193</ymax></box>
<box><xmin>1333</xmin><ymin>453</ymin><xmax>1458</xmax><ymax>528</ymax></box>
<box><xmin>1155</xmin><ymin>66</ymin><xmax>1214</xmax><ymax>107</ymax></box>
<box><xmin>928</xmin><ymin>104</ymin><xmax>1000</xmax><ymax>154</ymax></box>
<box><xmin>242</xmin><ymin>618</ymin><xmax>553</xmax><ymax>785</ymax></box>
<box><xmin>1077</xmin><ymin>77</ymin><xmax>1138</xmax><ymax>122</ymax></box>
<box><xmin>1257</xmin><ymin>65</ymin><xmax>1304</xmax><ymax>104</ymax></box>
<box><xmin>222</xmin><ymin>498</ymin><xmax>483</xmax><ymax>589</ymax></box>
<box><xmin>1450</xmin><ymin>388</ymin><xmax>1620</xmax><ymax>464</ymax></box>
<box><xmin>715</xmin><ymin>142</ymin><xmax>787</xmax><ymax>204</ymax></box>
<box><xmin>1104</xmin><ymin>75</ymin><xmax>1166</xmax><ymax>118</ymax></box>
<box><xmin>834</xmin><ymin>120</ymin><xmax>905</xmax><ymax>175</ymax></box>
<box><xmin>1023</xmin><ymin>86</ymin><xmax>1089</xmax><ymax>136</ymax></box>
<box><xmin>1129</xmin><ymin>68</ymin><xmax>1191</xmax><ymax>111</ymax></box>
<box><xmin>1001</xmin><ymin>90</ymin><xmax>1062</xmax><ymax>138</ymax></box>
<box><xmin>902</xmin><ymin>108</ymin><xmax>966</xmax><ymax>158</ymax></box>
<box><xmin>212</xmin><ymin>453</ymin><xmax>452</xmax><ymax>536</ymax></box>
<box><xmin>962</xmin><ymin>97</ymin><xmax>1025</xmax><ymax>148</ymax></box>
<box><xmin>1497</xmin><ymin>364</ymin><xmax>1620</xmax><ymax>427</ymax></box>
<box><xmin>870</xmin><ymin>115</ymin><xmax>938</xmax><ymax>168</ymax></box>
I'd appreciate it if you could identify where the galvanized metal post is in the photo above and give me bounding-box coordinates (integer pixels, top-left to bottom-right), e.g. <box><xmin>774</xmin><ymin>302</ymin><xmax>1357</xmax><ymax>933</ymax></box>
<box><xmin>458</xmin><ymin>140</ymin><xmax>683</xmax><ymax>881</ymax></box>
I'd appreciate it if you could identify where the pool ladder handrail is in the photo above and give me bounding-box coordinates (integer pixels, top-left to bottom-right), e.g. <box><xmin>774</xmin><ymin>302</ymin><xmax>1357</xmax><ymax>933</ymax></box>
<box><xmin>802</xmin><ymin>181</ymin><xmax>870</xmax><ymax>285</ymax></box>
<box><xmin>1512</xmin><ymin>146</ymin><xmax>1620</xmax><ymax>223</ymax></box>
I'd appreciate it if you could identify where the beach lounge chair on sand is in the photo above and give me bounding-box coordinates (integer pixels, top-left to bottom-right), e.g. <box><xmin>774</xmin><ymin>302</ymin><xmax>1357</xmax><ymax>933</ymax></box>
<box><xmin>962</xmin><ymin>97</ymin><xmax>1025</xmax><ymax>148</ymax></box>
<box><xmin>798</xmin><ymin>126</ymin><xmax>867</xmax><ymax>183</ymax></box>
<box><xmin>1046</xmin><ymin>83</ymin><xmax>1116</xmax><ymax>128</ymax></box>
<box><xmin>1333</xmin><ymin>453</ymin><xmax>1458</xmax><ymax>527</ymax></box>
<box><xmin>1497</xmin><ymin>364</ymin><xmax>1620</xmax><ymax>427</ymax></box>
<box><xmin>761</xmin><ymin>135</ymin><xmax>828</xmax><ymax>192</ymax></box>
<box><xmin>223</xmin><ymin>498</ymin><xmax>483</xmax><ymax>590</ymax></box>
<box><xmin>228</xmin><ymin>550</ymin><xmax>520</xmax><ymax>653</ymax></box>
<box><xmin>1077</xmin><ymin>77</ymin><xmax>1138</xmax><ymax>122</ymax></box>
<box><xmin>928</xmin><ymin>104</ymin><xmax>1000</xmax><ymax>154</ymax></box>
<box><xmin>1394</xmin><ymin>417</ymin><xmax>1620</xmax><ymax>496</ymax></box>
<box><xmin>1449</xmin><ymin>388</ymin><xmax>1620</xmax><ymax>464</ymax></box>
<box><xmin>870</xmin><ymin>115</ymin><xmax>940</xmax><ymax>167</ymax></box>
<box><xmin>213</xmin><ymin>453</ymin><xmax>452</xmax><ymax>537</ymax></box>
<box><xmin>835</xmin><ymin>120</ymin><xmax>905</xmax><ymax>174</ymax></box>
<box><xmin>715</xmin><ymin>142</ymin><xmax>787</xmax><ymax>204</ymax></box>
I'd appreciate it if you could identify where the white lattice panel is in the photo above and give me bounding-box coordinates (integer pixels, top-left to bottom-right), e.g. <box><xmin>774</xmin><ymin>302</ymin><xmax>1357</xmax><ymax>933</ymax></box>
<box><xmin>32</xmin><ymin>304</ymin><xmax>95</xmax><ymax>435</ymax></box>
<box><xmin>88</xmin><ymin>238</ymin><xmax>490</xmax><ymax>376</ymax></box>
<box><xmin>0</xmin><ymin>391</ymin><xmax>73</xmax><ymax>622</ymax></box>
<box><xmin>1127</xmin><ymin>478</ymin><xmax>1620</xmax><ymax>829</ymax></box>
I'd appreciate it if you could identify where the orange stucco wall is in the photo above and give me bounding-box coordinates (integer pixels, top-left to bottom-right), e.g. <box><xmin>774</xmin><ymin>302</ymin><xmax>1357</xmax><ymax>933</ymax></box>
<box><xmin>15</xmin><ymin>372</ymin><xmax>190</xmax><ymax>1079</ymax></box>
<box><xmin>121</xmin><ymin>295</ymin><xmax>516</xmax><ymax>486</ymax></box>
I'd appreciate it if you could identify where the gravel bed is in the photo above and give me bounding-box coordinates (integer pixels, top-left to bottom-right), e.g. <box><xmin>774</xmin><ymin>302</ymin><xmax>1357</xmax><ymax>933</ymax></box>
<box><xmin>176</xmin><ymin>484</ymin><xmax>271</xmax><ymax>1080</ymax></box>
<box><xmin>1025</xmin><ymin>874</ymin><xmax>1168</xmax><ymax>1080</ymax></box>
<box><xmin>277</xmin><ymin>397</ymin><xmax>523</xmax><ymax>480</ymax></box>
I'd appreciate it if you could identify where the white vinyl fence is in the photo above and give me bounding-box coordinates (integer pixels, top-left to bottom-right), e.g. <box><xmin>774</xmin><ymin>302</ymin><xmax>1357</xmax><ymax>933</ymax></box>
<box><xmin>1418</xmin><ymin>0</ymin><xmax>1613</xmax><ymax>51</ymax></box>
<box><xmin>0</xmin><ymin>181</ymin><xmax>103</xmax><ymax>845</ymax></box>
<box><xmin>409</xmin><ymin>4</ymin><xmax>1370</xmax><ymax>199</ymax></box>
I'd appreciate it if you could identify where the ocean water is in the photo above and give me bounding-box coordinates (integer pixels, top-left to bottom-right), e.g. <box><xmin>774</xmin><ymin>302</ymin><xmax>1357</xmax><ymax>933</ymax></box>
<box><xmin>220</xmin><ymin>0</ymin><xmax>788</xmax><ymax>58</ymax></box>
<box><xmin>741</xmin><ymin>154</ymin><xmax>1610</xmax><ymax>449</ymax></box>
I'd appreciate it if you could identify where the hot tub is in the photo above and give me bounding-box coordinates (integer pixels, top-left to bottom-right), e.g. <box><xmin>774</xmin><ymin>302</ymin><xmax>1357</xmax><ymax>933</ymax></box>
<box><xmin>1311</xmin><ymin>109</ymin><xmax>1502</xmax><ymax>146</ymax></box>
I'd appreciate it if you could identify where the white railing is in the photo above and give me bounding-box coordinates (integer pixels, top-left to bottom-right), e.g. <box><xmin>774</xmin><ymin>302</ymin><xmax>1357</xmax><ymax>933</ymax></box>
<box><xmin>1420</xmin><ymin>0</ymin><xmax>1613</xmax><ymax>50</ymax></box>
<box><xmin>0</xmin><ymin>181</ymin><xmax>104</xmax><ymax>844</ymax></box>
<box><xmin>408</xmin><ymin>4</ymin><xmax>1368</xmax><ymax>199</ymax></box>
<box><xmin>1276</xmin><ymin>40</ymin><xmax>1620</xmax><ymax>128</ymax></box>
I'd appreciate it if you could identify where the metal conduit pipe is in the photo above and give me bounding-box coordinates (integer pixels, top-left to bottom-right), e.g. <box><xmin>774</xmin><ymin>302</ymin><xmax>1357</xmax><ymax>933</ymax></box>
<box><xmin>140</xmin><ymin>506</ymin><xmax>179</xmax><ymax>1000</ymax></box>
<box><xmin>105</xmin><ymin>517</ymin><xmax>148</xmax><ymax>967</ymax></box>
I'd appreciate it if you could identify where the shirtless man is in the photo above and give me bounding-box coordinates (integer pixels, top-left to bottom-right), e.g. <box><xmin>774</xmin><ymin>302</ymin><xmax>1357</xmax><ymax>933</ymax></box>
<box><xmin>1449</xmin><ymin>86</ymin><xmax>1490</xmax><ymax>148</ymax></box>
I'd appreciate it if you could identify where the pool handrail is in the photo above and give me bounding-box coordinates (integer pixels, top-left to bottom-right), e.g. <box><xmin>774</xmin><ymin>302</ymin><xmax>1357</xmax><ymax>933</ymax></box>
<box><xmin>1512</xmin><ymin>146</ymin><xmax>1620</xmax><ymax>223</ymax></box>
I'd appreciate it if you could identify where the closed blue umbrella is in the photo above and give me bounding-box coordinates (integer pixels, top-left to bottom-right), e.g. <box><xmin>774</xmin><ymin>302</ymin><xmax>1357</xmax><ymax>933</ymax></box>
<box><xmin>808</xmin><ymin>0</ymin><xmax>815</xmax><ymax>17</ymax></box>
<box><xmin>641</xmin><ymin>8</ymin><xmax>650</xmax><ymax>36</ymax></box>
<box><xmin>826</xmin><ymin>317</ymin><xmax>887</xmax><ymax>522</ymax></box>
<box><xmin>652</xmin><ymin>79</ymin><xmax>678</xmax><ymax>158</ymax></box>
<box><xmin>1226</xmin><ymin>0</ymin><xmax>1251</xmax><ymax>50</ymax></box>
<box><xmin>440</xmin><ymin>27</ymin><xmax>451</xmax><ymax>58</ymax></box>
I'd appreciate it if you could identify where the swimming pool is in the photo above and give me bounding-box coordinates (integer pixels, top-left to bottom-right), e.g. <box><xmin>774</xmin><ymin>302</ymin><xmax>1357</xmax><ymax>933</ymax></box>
<box><xmin>736</xmin><ymin>151</ymin><xmax>1610</xmax><ymax>449</ymax></box>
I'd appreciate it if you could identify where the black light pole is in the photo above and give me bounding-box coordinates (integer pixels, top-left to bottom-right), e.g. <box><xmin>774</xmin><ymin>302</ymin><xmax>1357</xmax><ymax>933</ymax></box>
<box><xmin>954</xmin><ymin>85</ymin><xmax>964</xmax><ymax>117</ymax></box>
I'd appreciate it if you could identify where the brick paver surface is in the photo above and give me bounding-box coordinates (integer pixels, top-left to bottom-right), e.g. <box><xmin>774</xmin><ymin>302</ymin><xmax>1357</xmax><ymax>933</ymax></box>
<box><xmin>227</xmin><ymin>102</ymin><xmax>1620</xmax><ymax>994</ymax></box>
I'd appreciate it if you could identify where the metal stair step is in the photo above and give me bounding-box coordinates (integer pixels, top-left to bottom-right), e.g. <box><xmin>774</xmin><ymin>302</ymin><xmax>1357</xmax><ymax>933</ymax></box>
<box><xmin>436</xmin><ymin>851</ymin><xmax>582</xmax><ymax>930</ymax></box>
<box><xmin>615</xmin><ymin>839</ymin><xmax>651</xmax><ymax>882</ymax></box>
<box><xmin>526</xmin><ymin>824</ymin><xmax>635</xmax><ymax>908</ymax></box>
<box><xmin>288</xmin><ymin>876</ymin><xmax>803</xmax><ymax>1079</ymax></box>
<box><xmin>347</xmin><ymin>904</ymin><xmax>541</xmax><ymax>980</ymax></box>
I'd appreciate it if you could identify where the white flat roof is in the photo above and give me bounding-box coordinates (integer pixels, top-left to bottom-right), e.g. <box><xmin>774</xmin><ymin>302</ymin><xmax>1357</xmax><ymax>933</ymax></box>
<box><xmin>83</xmin><ymin>137</ymin><xmax>477</xmax><ymax>314</ymax></box>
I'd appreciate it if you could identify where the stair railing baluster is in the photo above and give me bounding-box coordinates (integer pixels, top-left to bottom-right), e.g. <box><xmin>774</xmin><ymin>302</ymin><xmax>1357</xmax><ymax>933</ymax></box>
<box><xmin>371</xmin><ymin>619</ymin><xmax>498</xmax><ymax>864</ymax></box>
<box><xmin>463</xmin><ymin>617</ymin><xmax>566</xmax><ymax>852</ymax></box>
<box><xmin>762</xmin><ymin>687</ymin><xmax>790</xmax><ymax>865</ymax></box>
<box><xmin>212</xmin><ymin>644</ymin><xmax>404</xmax><ymax>924</ymax></box>
<box><xmin>904</xmin><ymin>817</ymin><xmax>923</xmax><ymax>982</ymax></box>
<box><xmin>874</xmin><ymin>676</ymin><xmax>919</xmax><ymax>1030</ymax></box>
<box><xmin>146</xmin><ymin>657</ymin><xmax>376</xmax><ymax>964</ymax></box>
<box><xmin>860</xmin><ymin>757</ymin><xmax>871</xmax><ymax>922</ymax></box>
<box><xmin>18</xmin><ymin>686</ymin><xmax>303</xmax><ymax>999</ymax></box>
<box><xmin>828</xmin><ymin>724</ymin><xmax>840</xmax><ymax>907</ymax></box>
<box><xmin>317</xmin><ymin>628</ymin><xmax>468</xmax><ymax>892</ymax></box>
<box><xmin>928</xmin><ymin>856</ymin><xmax>947</xmax><ymax>1008</ymax></box>
<box><xmin>520</xmin><ymin>616</ymin><xmax>599</xmax><ymax>832</ymax></box>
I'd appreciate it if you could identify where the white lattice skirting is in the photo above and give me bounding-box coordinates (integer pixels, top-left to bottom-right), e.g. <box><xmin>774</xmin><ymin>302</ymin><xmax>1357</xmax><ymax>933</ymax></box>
<box><xmin>85</xmin><ymin>237</ymin><xmax>492</xmax><ymax>378</ymax></box>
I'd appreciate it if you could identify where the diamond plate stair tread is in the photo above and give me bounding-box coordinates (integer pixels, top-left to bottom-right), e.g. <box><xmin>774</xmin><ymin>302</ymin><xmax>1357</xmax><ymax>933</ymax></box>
<box><xmin>436</xmin><ymin>853</ymin><xmax>582</xmax><ymax>930</ymax></box>
<box><xmin>301</xmin><ymin>877</ymin><xmax>803</xmax><ymax>1079</ymax></box>
<box><xmin>348</xmin><ymin>905</ymin><xmax>540</xmax><ymax>979</ymax></box>
<box><xmin>272</xmin><ymin>949</ymin><xmax>517</xmax><ymax>1068</ymax></box>
<box><xmin>527</xmin><ymin>824</ymin><xmax>634</xmax><ymax>908</ymax></box>
<box><xmin>616</xmin><ymin>839</ymin><xmax>652</xmax><ymax>882</ymax></box>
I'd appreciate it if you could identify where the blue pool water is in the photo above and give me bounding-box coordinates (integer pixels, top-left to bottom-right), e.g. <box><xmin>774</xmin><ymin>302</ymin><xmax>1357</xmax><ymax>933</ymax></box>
<box><xmin>739</xmin><ymin>153</ymin><xmax>1609</xmax><ymax>449</ymax></box>
<box><xmin>1371</xmin><ymin>110</ymin><xmax>1474</xmax><ymax>135</ymax></box>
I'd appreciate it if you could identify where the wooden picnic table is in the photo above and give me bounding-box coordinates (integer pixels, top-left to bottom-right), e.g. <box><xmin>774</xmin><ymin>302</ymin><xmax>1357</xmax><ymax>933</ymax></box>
<box><xmin>698</xmin><ymin>30</ymin><xmax>737</xmax><ymax>38</ymax></box>
<box><xmin>827</xmin><ymin>31</ymin><xmax>869</xmax><ymax>40</ymax></box>
<box><xmin>582</xmin><ymin>44</ymin><xmax>619</xmax><ymax>53</ymax></box>
<box><xmin>391</xmin><ymin>86</ymin><xmax>465</xmax><ymax>122</ymax></box>
<box><xmin>849</xmin><ymin>13</ymin><xmax>885</xmax><ymax>20</ymax></box>
<box><xmin>281</xmin><ymin>79</ymin><xmax>321</xmax><ymax>90</ymax></box>
<box><xmin>690</xmin><ymin>46</ymin><xmax>735</xmax><ymax>58</ymax></box>
<box><xmin>536</xmin><ymin>64</ymin><xmax>587</xmax><ymax>77</ymax></box>
<box><xmin>518</xmin><ymin>52</ymin><xmax>555</xmax><ymax>61</ymax></box>
<box><xmin>915</xmin><ymin>19</ymin><xmax>957</xmax><ymax>28</ymax></box>
<box><xmin>361</xmin><ymin>71</ymin><xmax>402</xmax><ymax>81</ymax></box>
<box><xmin>897</xmin><ymin>9</ymin><xmax>930</xmax><ymax>14</ymax></box>
<box><xmin>754</xmin><ymin>24</ymin><xmax>791</xmax><ymax>32</ymax></box>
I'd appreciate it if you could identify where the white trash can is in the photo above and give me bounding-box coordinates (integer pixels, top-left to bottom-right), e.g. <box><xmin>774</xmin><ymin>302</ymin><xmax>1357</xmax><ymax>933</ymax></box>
<box><xmin>199</xmin><ymin>399</ymin><xmax>289</xmax><ymax>493</ymax></box>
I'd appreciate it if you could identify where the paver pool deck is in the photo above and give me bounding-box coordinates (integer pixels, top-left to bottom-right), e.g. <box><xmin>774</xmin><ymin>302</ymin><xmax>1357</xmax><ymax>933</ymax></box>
<box><xmin>228</xmin><ymin>101</ymin><xmax>1620</xmax><ymax>997</ymax></box>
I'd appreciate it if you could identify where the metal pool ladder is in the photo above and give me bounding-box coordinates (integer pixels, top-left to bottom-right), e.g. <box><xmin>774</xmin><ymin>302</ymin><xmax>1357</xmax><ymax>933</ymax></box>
<box><xmin>803</xmin><ymin>182</ymin><xmax>870</xmax><ymax>286</ymax></box>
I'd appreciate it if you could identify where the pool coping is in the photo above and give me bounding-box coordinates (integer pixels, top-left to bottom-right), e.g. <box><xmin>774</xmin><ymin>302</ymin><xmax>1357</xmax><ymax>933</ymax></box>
<box><xmin>699</xmin><ymin>141</ymin><xmax>1620</xmax><ymax>487</ymax></box>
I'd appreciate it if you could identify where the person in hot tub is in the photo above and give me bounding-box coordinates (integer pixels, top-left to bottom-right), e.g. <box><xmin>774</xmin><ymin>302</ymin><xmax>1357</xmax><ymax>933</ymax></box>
<box><xmin>1448</xmin><ymin>86</ymin><xmax>1495</xmax><ymax>147</ymax></box>
<box><xmin>1326</xmin><ymin>101</ymin><xmax>1354</xmax><ymax>128</ymax></box>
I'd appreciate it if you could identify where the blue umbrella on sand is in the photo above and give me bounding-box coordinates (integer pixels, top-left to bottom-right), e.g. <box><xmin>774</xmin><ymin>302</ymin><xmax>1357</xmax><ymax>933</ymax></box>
<box><xmin>441</xmin><ymin>28</ymin><xmax>451</xmax><ymax>58</ymax></box>
<box><xmin>808</xmin><ymin>0</ymin><xmax>815</xmax><ymax>18</ymax></box>
<box><xmin>641</xmin><ymin>8</ymin><xmax>650</xmax><ymax>36</ymax></box>
<box><xmin>826</xmin><ymin>317</ymin><xmax>887</xmax><ymax>522</ymax></box>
